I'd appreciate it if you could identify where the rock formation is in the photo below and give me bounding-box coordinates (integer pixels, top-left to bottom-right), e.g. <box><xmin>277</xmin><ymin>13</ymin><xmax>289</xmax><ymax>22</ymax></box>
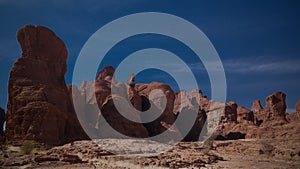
<box><xmin>135</xmin><ymin>82</ymin><xmax>180</xmax><ymax>141</ymax></box>
<box><xmin>251</xmin><ymin>92</ymin><xmax>288</xmax><ymax>126</ymax></box>
<box><xmin>5</xmin><ymin>25</ymin><xmax>87</xmax><ymax>146</ymax></box>
<box><xmin>251</xmin><ymin>100</ymin><xmax>264</xmax><ymax>126</ymax></box>
<box><xmin>95</xmin><ymin>66</ymin><xmax>149</xmax><ymax>138</ymax></box>
<box><xmin>222</xmin><ymin>101</ymin><xmax>238</xmax><ymax>123</ymax></box>
<box><xmin>67</xmin><ymin>83</ymin><xmax>99</xmax><ymax>138</ymax></box>
<box><xmin>212</xmin><ymin>101</ymin><xmax>241</xmax><ymax>139</ymax></box>
<box><xmin>252</xmin><ymin>100</ymin><xmax>263</xmax><ymax>113</ymax></box>
<box><xmin>4</xmin><ymin>25</ymin><xmax>299</xmax><ymax>146</ymax></box>
<box><xmin>264</xmin><ymin>92</ymin><xmax>287</xmax><ymax>122</ymax></box>
<box><xmin>173</xmin><ymin>90</ymin><xmax>206</xmax><ymax>141</ymax></box>
<box><xmin>287</xmin><ymin>111</ymin><xmax>300</xmax><ymax>122</ymax></box>
<box><xmin>218</xmin><ymin>92</ymin><xmax>291</xmax><ymax>139</ymax></box>
<box><xmin>287</xmin><ymin>100</ymin><xmax>300</xmax><ymax>122</ymax></box>
<box><xmin>237</xmin><ymin>107</ymin><xmax>254</xmax><ymax>124</ymax></box>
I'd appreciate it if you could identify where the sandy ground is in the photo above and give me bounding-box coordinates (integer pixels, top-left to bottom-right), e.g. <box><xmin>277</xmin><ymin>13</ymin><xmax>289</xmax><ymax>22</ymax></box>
<box><xmin>1</xmin><ymin>138</ymin><xmax>299</xmax><ymax>169</ymax></box>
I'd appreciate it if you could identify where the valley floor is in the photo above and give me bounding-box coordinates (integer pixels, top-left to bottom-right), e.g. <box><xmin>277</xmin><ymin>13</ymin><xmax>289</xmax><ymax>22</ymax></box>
<box><xmin>1</xmin><ymin>138</ymin><xmax>299</xmax><ymax>169</ymax></box>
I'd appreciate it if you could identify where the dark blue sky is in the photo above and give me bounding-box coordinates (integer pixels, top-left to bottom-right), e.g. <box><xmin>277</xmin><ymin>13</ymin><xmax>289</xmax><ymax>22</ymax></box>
<box><xmin>0</xmin><ymin>0</ymin><xmax>299</xmax><ymax>112</ymax></box>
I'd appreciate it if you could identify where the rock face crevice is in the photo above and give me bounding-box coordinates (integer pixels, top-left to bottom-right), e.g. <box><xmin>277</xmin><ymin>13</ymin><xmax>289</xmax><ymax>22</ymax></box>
<box><xmin>5</xmin><ymin>25</ymin><xmax>87</xmax><ymax>146</ymax></box>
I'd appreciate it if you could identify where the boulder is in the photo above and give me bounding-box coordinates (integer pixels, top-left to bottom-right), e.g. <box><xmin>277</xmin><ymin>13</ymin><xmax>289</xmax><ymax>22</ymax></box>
<box><xmin>5</xmin><ymin>25</ymin><xmax>87</xmax><ymax>146</ymax></box>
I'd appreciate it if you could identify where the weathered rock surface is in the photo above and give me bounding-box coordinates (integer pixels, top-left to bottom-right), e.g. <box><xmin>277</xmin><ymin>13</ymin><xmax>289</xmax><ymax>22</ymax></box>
<box><xmin>223</xmin><ymin>101</ymin><xmax>238</xmax><ymax>124</ymax></box>
<box><xmin>3</xmin><ymin>25</ymin><xmax>299</xmax><ymax>145</ymax></box>
<box><xmin>211</xmin><ymin>101</ymin><xmax>244</xmax><ymax>140</ymax></box>
<box><xmin>220</xmin><ymin>92</ymin><xmax>293</xmax><ymax>139</ymax></box>
<box><xmin>287</xmin><ymin>111</ymin><xmax>300</xmax><ymax>122</ymax></box>
<box><xmin>287</xmin><ymin>100</ymin><xmax>300</xmax><ymax>122</ymax></box>
<box><xmin>2</xmin><ymin>25</ymin><xmax>300</xmax><ymax>169</ymax></box>
<box><xmin>135</xmin><ymin>82</ymin><xmax>180</xmax><ymax>141</ymax></box>
<box><xmin>68</xmin><ymin>84</ymin><xmax>99</xmax><ymax>138</ymax></box>
<box><xmin>5</xmin><ymin>25</ymin><xmax>87</xmax><ymax>146</ymax></box>
<box><xmin>252</xmin><ymin>100</ymin><xmax>264</xmax><ymax>126</ymax></box>
<box><xmin>252</xmin><ymin>100</ymin><xmax>263</xmax><ymax>113</ymax></box>
<box><xmin>251</xmin><ymin>92</ymin><xmax>288</xmax><ymax>127</ymax></box>
<box><xmin>264</xmin><ymin>92</ymin><xmax>287</xmax><ymax>122</ymax></box>
<box><xmin>95</xmin><ymin>67</ymin><xmax>149</xmax><ymax>138</ymax></box>
<box><xmin>173</xmin><ymin>90</ymin><xmax>206</xmax><ymax>141</ymax></box>
<box><xmin>0</xmin><ymin>138</ymin><xmax>299</xmax><ymax>169</ymax></box>
<box><xmin>237</xmin><ymin>106</ymin><xmax>254</xmax><ymax>123</ymax></box>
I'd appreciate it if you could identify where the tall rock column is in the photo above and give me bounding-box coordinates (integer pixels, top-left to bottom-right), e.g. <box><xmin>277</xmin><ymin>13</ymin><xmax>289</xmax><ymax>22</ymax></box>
<box><xmin>6</xmin><ymin>25</ymin><xmax>87</xmax><ymax>146</ymax></box>
<box><xmin>264</xmin><ymin>92</ymin><xmax>287</xmax><ymax>123</ymax></box>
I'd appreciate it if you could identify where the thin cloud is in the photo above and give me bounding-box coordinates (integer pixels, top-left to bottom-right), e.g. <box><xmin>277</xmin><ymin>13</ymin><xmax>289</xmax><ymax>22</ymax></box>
<box><xmin>175</xmin><ymin>57</ymin><xmax>300</xmax><ymax>74</ymax></box>
<box><xmin>224</xmin><ymin>57</ymin><xmax>300</xmax><ymax>74</ymax></box>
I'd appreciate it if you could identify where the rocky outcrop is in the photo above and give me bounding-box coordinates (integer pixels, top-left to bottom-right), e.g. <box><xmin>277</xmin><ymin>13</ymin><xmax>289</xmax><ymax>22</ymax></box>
<box><xmin>287</xmin><ymin>111</ymin><xmax>300</xmax><ymax>122</ymax></box>
<box><xmin>135</xmin><ymin>82</ymin><xmax>179</xmax><ymax>140</ymax></box>
<box><xmin>223</xmin><ymin>101</ymin><xmax>238</xmax><ymax>123</ymax></box>
<box><xmin>204</xmin><ymin>109</ymin><xmax>260</xmax><ymax>140</ymax></box>
<box><xmin>226</xmin><ymin>92</ymin><xmax>290</xmax><ymax>139</ymax></box>
<box><xmin>252</xmin><ymin>100</ymin><xmax>263</xmax><ymax>113</ymax></box>
<box><xmin>287</xmin><ymin>100</ymin><xmax>300</xmax><ymax>122</ymax></box>
<box><xmin>95</xmin><ymin>67</ymin><xmax>149</xmax><ymax>138</ymax></box>
<box><xmin>3</xmin><ymin>25</ymin><xmax>300</xmax><ymax>148</ymax></box>
<box><xmin>173</xmin><ymin>90</ymin><xmax>206</xmax><ymax>141</ymax></box>
<box><xmin>251</xmin><ymin>92</ymin><xmax>288</xmax><ymax>126</ymax></box>
<box><xmin>0</xmin><ymin>107</ymin><xmax>5</xmax><ymax>142</ymax></box>
<box><xmin>265</xmin><ymin>92</ymin><xmax>287</xmax><ymax>121</ymax></box>
<box><xmin>68</xmin><ymin>83</ymin><xmax>98</xmax><ymax>138</ymax></box>
<box><xmin>251</xmin><ymin>100</ymin><xmax>264</xmax><ymax>126</ymax></box>
<box><xmin>69</xmin><ymin>67</ymin><xmax>184</xmax><ymax>141</ymax></box>
<box><xmin>5</xmin><ymin>25</ymin><xmax>87</xmax><ymax>146</ymax></box>
<box><xmin>213</xmin><ymin>101</ymin><xmax>241</xmax><ymax>139</ymax></box>
<box><xmin>237</xmin><ymin>107</ymin><xmax>254</xmax><ymax>123</ymax></box>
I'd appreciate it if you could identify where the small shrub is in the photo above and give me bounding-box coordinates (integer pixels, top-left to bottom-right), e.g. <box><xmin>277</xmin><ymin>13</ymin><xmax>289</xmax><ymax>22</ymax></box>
<box><xmin>20</xmin><ymin>140</ymin><xmax>34</xmax><ymax>155</ymax></box>
<box><xmin>192</xmin><ymin>142</ymin><xmax>199</xmax><ymax>148</ymax></box>
<box><xmin>203</xmin><ymin>132</ymin><xmax>220</xmax><ymax>149</ymax></box>
<box><xmin>259</xmin><ymin>140</ymin><xmax>274</xmax><ymax>155</ymax></box>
